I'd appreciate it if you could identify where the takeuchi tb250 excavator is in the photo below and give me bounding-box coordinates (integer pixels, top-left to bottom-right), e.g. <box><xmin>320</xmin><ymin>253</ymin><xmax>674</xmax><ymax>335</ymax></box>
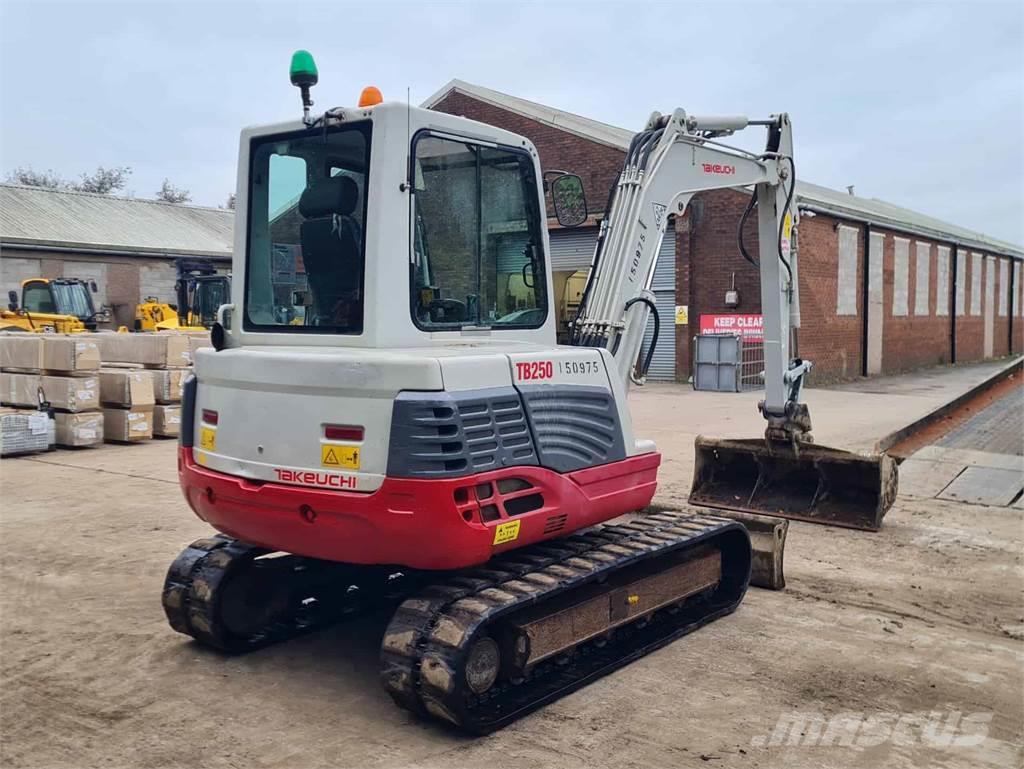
<box><xmin>164</xmin><ymin>52</ymin><xmax>897</xmax><ymax>732</ymax></box>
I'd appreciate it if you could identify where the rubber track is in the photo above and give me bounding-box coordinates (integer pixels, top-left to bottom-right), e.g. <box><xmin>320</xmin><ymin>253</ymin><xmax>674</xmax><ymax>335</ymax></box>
<box><xmin>162</xmin><ymin>535</ymin><xmax>411</xmax><ymax>653</ymax></box>
<box><xmin>380</xmin><ymin>511</ymin><xmax>751</xmax><ymax>733</ymax></box>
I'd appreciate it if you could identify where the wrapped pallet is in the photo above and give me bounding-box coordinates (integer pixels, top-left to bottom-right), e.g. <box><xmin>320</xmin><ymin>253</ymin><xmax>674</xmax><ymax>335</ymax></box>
<box><xmin>0</xmin><ymin>372</ymin><xmax>41</xmax><ymax>408</ymax></box>
<box><xmin>100</xmin><ymin>369</ymin><xmax>155</xmax><ymax>409</ymax></box>
<box><xmin>54</xmin><ymin>412</ymin><xmax>104</xmax><ymax>448</ymax></box>
<box><xmin>103</xmin><ymin>408</ymin><xmax>153</xmax><ymax>442</ymax></box>
<box><xmin>94</xmin><ymin>333</ymin><xmax>191</xmax><ymax>369</ymax></box>
<box><xmin>42</xmin><ymin>336</ymin><xmax>100</xmax><ymax>375</ymax></box>
<box><xmin>0</xmin><ymin>335</ymin><xmax>44</xmax><ymax>371</ymax></box>
<box><xmin>0</xmin><ymin>407</ymin><xmax>52</xmax><ymax>456</ymax></box>
<box><xmin>152</xmin><ymin>368</ymin><xmax>188</xmax><ymax>404</ymax></box>
<box><xmin>153</xmin><ymin>404</ymin><xmax>182</xmax><ymax>437</ymax></box>
<box><xmin>40</xmin><ymin>375</ymin><xmax>100</xmax><ymax>412</ymax></box>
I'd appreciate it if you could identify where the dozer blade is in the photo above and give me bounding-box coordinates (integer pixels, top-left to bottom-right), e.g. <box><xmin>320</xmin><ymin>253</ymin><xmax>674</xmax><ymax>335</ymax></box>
<box><xmin>689</xmin><ymin>436</ymin><xmax>899</xmax><ymax>531</ymax></box>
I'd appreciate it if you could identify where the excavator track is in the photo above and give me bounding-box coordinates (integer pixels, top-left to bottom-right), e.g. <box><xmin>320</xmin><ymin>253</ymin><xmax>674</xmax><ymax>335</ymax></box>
<box><xmin>162</xmin><ymin>535</ymin><xmax>414</xmax><ymax>653</ymax></box>
<box><xmin>380</xmin><ymin>511</ymin><xmax>751</xmax><ymax>733</ymax></box>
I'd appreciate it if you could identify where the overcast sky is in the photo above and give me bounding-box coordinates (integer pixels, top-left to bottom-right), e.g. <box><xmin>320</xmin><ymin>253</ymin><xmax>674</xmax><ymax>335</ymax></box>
<box><xmin>2</xmin><ymin>1</ymin><xmax>1021</xmax><ymax>244</ymax></box>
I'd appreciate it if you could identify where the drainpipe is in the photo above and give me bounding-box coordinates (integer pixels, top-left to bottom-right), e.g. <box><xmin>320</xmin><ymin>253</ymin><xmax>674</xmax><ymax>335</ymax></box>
<box><xmin>950</xmin><ymin>243</ymin><xmax>958</xmax><ymax>364</ymax></box>
<box><xmin>1007</xmin><ymin>258</ymin><xmax>1015</xmax><ymax>354</ymax></box>
<box><xmin>861</xmin><ymin>223</ymin><xmax>871</xmax><ymax>377</ymax></box>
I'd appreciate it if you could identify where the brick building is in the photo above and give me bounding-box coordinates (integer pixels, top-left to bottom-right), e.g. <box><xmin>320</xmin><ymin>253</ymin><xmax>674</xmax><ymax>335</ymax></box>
<box><xmin>426</xmin><ymin>80</ymin><xmax>1024</xmax><ymax>383</ymax></box>
<box><xmin>0</xmin><ymin>184</ymin><xmax>232</xmax><ymax>330</ymax></box>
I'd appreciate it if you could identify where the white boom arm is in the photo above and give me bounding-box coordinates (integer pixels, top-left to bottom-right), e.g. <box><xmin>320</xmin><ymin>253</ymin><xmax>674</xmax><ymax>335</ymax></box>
<box><xmin>572</xmin><ymin>109</ymin><xmax>812</xmax><ymax>439</ymax></box>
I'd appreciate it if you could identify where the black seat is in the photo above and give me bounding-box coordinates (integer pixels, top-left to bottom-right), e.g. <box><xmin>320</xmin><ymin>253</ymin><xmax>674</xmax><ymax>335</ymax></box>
<box><xmin>298</xmin><ymin>176</ymin><xmax>362</xmax><ymax>326</ymax></box>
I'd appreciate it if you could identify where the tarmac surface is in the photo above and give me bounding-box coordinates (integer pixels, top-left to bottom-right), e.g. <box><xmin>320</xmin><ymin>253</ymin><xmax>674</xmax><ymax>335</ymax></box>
<box><xmin>1</xmin><ymin>359</ymin><xmax>1022</xmax><ymax>769</ymax></box>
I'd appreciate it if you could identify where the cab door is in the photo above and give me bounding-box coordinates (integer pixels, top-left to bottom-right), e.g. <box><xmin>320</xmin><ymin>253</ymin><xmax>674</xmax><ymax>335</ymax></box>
<box><xmin>21</xmin><ymin>280</ymin><xmax>57</xmax><ymax>314</ymax></box>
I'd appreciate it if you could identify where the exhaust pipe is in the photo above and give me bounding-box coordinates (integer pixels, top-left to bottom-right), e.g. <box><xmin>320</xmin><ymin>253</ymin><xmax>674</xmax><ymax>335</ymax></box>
<box><xmin>689</xmin><ymin>436</ymin><xmax>898</xmax><ymax>531</ymax></box>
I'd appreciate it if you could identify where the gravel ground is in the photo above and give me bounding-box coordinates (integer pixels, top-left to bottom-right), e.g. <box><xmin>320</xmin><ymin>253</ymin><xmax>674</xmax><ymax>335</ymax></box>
<box><xmin>1</xmin><ymin>378</ymin><xmax>1021</xmax><ymax>769</ymax></box>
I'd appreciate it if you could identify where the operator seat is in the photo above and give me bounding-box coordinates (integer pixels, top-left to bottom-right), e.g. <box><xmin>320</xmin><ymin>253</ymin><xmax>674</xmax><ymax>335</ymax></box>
<box><xmin>298</xmin><ymin>175</ymin><xmax>362</xmax><ymax>327</ymax></box>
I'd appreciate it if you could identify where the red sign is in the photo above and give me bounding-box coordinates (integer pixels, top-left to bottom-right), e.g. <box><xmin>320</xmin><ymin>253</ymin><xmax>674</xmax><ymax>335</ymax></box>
<box><xmin>699</xmin><ymin>313</ymin><xmax>764</xmax><ymax>338</ymax></box>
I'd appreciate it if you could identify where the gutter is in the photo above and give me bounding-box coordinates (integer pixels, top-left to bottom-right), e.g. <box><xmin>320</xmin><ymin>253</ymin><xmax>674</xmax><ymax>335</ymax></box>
<box><xmin>0</xmin><ymin>241</ymin><xmax>232</xmax><ymax>261</ymax></box>
<box><xmin>799</xmin><ymin>202</ymin><xmax>1023</xmax><ymax>262</ymax></box>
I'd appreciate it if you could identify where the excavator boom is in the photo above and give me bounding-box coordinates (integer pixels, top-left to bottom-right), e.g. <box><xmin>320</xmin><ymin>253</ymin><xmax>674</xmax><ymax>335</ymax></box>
<box><xmin>566</xmin><ymin>110</ymin><xmax>897</xmax><ymax>528</ymax></box>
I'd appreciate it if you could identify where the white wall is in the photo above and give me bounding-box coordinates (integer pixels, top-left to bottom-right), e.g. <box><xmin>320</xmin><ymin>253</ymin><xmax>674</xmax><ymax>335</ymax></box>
<box><xmin>914</xmin><ymin>242</ymin><xmax>930</xmax><ymax>316</ymax></box>
<box><xmin>0</xmin><ymin>257</ymin><xmax>41</xmax><ymax>302</ymax></box>
<box><xmin>936</xmin><ymin>246</ymin><xmax>950</xmax><ymax>316</ymax></box>
<box><xmin>893</xmin><ymin>238</ymin><xmax>909</xmax><ymax>316</ymax></box>
<box><xmin>139</xmin><ymin>263</ymin><xmax>177</xmax><ymax>304</ymax></box>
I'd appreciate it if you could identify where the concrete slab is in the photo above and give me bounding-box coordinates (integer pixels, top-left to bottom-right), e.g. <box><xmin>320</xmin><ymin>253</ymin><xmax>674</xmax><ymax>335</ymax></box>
<box><xmin>912</xmin><ymin>445</ymin><xmax>1024</xmax><ymax>473</ymax></box>
<box><xmin>938</xmin><ymin>466</ymin><xmax>1024</xmax><ymax>507</ymax></box>
<box><xmin>897</xmin><ymin>457</ymin><xmax>965</xmax><ymax>498</ymax></box>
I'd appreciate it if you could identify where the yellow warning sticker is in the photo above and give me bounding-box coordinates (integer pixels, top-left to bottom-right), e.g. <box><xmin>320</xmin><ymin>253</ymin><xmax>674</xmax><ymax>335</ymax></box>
<box><xmin>199</xmin><ymin>427</ymin><xmax>216</xmax><ymax>451</ymax></box>
<box><xmin>783</xmin><ymin>212</ymin><xmax>793</xmax><ymax>239</ymax></box>
<box><xmin>321</xmin><ymin>443</ymin><xmax>360</xmax><ymax>469</ymax></box>
<box><xmin>492</xmin><ymin>520</ymin><xmax>521</xmax><ymax>546</ymax></box>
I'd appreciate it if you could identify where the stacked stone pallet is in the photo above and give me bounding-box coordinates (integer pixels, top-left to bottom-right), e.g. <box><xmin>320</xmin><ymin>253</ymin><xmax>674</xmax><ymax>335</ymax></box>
<box><xmin>0</xmin><ymin>335</ymin><xmax>104</xmax><ymax>449</ymax></box>
<box><xmin>94</xmin><ymin>333</ymin><xmax>193</xmax><ymax>440</ymax></box>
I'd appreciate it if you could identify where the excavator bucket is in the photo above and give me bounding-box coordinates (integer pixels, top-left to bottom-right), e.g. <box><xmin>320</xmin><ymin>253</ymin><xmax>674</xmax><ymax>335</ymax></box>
<box><xmin>689</xmin><ymin>436</ymin><xmax>899</xmax><ymax>531</ymax></box>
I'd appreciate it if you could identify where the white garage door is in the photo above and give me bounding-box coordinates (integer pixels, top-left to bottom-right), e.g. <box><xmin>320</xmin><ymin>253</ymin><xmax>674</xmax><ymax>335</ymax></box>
<box><xmin>139</xmin><ymin>263</ymin><xmax>178</xmax><ymax>304</ymax></box>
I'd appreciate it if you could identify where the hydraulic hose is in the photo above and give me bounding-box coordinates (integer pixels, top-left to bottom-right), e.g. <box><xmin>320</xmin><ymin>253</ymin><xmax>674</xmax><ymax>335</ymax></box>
<box><xmin>737</xmin><ymin>192</ymin><xmax>758</xmax><ymax>268</ymax></box>
<box><xmin>776</xmin><ymin>156</ymin><xmax>796</xmax><ymax>285</ymax></box>
<box><xmin>624</xmin><ymin>296</ymin><xmax>660</xmax><ymax>379</ymax></box>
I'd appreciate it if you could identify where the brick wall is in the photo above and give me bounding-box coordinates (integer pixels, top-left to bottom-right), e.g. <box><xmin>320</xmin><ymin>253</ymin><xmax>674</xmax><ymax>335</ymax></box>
<box><xmin>796</xmin><ymin>216</ymin><xmax>864</xmax><ymax>381</ymax></box>
<box><xmin>431</xmin><ymin>92</ymin><xmax>626</xmax><ymax>217</ymax></box>
<box><xmin>871</xmin><ymin>231</ymin><xmax>950</xmax><ymax>374</ymax></box>
<box><xmin>675</xmin><ymin>189</ymin><xmax>763</xmax><ymax>380</ymax></box>
<box><xmin>429</xmin><ymin>90</ymin><xmax>1023</xmax><ymax>382</ymax></box>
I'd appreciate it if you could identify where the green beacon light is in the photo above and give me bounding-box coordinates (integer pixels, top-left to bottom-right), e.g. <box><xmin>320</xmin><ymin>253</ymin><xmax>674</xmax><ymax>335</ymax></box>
<box><xmin>289</xmin><ymin>50</ymin><xmax>319</xmax><ymax>125</ymax></box>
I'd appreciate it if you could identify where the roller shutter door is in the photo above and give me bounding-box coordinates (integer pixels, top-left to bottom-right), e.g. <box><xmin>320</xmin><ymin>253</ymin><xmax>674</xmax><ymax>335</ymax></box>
<box><xmin>548</xmin><ymin>228</ymin><xmax>597</xmax><ymax>271</ymax></box>
<box><xmin>640</xmin><ymin>221</ymin><xmax>677</xmax><ymax>381</ymax></box>
<box><xmin>549</xmin><ymin>223</ymin><xmax>676</xmax><ymax>381</ymax></box>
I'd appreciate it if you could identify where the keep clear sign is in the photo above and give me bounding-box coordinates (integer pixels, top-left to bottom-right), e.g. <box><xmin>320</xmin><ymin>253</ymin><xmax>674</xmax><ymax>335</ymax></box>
<box><xmin>699</xmin><ymin>313</ymin><xmax>764</xmax><ymax>338</ymax></box>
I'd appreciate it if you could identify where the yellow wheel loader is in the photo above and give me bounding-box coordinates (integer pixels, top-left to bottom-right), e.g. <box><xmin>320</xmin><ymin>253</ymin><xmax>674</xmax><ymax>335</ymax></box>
<box><xmin>133</xmin><ymin>258</ymin><xmax>230</xmax><ymax>331</ymax></box>
<box><xmin>1</xmin><ymin>278</ymin><xmax>107</xmax><ymax>333</ymax></box>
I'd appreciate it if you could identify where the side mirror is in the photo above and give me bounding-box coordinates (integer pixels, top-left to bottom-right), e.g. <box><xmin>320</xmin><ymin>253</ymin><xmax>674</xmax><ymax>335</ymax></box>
<box><xmin>7</xmin><ymin>290</ymin><xmax>18</xmax><ymax>311</ymax></box>
<box><xmin>89</xmin><ymin>281</ymin><xmax>98</xmax><ymax>293</ymax></box>
<box><xmin>551</xmin><ymin>173</ymin><xmax>588</xmax><ymax>228</ymax></box>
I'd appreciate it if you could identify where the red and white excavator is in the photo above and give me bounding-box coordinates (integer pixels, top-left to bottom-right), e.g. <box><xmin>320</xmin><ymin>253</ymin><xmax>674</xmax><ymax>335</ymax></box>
<box><xmin>163</xmin><ymin>52</ymin><xmax>896</xmax><ymax>732</ymax></box>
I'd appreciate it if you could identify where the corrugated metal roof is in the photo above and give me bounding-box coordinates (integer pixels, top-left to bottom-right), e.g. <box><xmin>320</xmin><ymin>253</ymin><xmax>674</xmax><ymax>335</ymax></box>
<box><xmin>0</xmin><ymin>184</ymin><xmax>234</xmax><ymax>258</ymax></box>
<box><xmin>795</xmin><ymin>181</ymin><xmax>1022</xmax><ymax>258</ymax></box>
<box><xmin>426</xmin><ymin>80</ymin><xmax>1022</xmax><ymax>259</ymax></box>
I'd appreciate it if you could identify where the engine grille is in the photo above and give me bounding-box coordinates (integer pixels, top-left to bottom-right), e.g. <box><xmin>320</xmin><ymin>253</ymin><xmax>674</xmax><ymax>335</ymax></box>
<box><xmin>388</xmin><ymin>388</ymin><xmax>538</xmax><ymax>479</ymax></box>
<box><xmin>518</xmin><ymin>385</ymin><xmax>627</xmax><ymax>472</ymax></box>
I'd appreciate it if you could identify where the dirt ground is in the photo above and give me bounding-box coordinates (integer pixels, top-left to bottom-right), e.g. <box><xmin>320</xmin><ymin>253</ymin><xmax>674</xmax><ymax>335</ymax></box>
<box><xmin>1</xmin><ymin>374</ymin><xmax>1022</xmax><ymax>769</ymax></box>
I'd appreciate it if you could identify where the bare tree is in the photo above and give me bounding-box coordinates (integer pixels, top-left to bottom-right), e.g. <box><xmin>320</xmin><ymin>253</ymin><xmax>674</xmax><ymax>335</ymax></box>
<box><xmin>75</xmin><ymin>166</ymin><xmax>131</xmax><ymax>194</ymax></box>
<box><xmin>4</xmin><ymin>165</ymin><xmax>131</xmax><ymax>194</ymax></box>
<box><xmin>156</xmin><ymin>179</ymin><xmax>191</xmax><ymax>204</ymax></box>
<box><xmin>5</xmin><ymin>167</ymin><xmax>65</xmax><ymax>188</ymax></box>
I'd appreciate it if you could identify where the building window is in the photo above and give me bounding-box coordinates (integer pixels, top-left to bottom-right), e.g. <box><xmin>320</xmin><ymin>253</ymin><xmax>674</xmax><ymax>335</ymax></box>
<box><xmin>970</xmin><ymin>253</ymin><xmax>982</xmax><ymax>316</ymax></box>
<box><xmin>998</xmin><ymin>259</ymin><xmax>1009</xmax><ymax>317</ymax></box>
<box><xmin>1015</xmin><ymin>262</ymin><xmax>1023</xmax><ymax>317</ymax></box>
<box><xmin>893</xmin><ymin>238</ymin><xmax>909</xmax><ymax>316</ymax></box>
<box><xmin>914</xmin><ymin>242</ymin><xmax>930</xmax><ymax>316</ymax></box>
<box><xmin>410</xmin><ymin>133</ymin><xmax>547</xmax><ymax>331</ymax></box>
<box><xmin>836</xmin><ymin>225</ymin><xmax>858</xmax><ymax>316</ymax></box>
<box><xmin>936</xmin><ymin>246</ymin><xmax>950</xmax><ymax>317</ymax></box>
